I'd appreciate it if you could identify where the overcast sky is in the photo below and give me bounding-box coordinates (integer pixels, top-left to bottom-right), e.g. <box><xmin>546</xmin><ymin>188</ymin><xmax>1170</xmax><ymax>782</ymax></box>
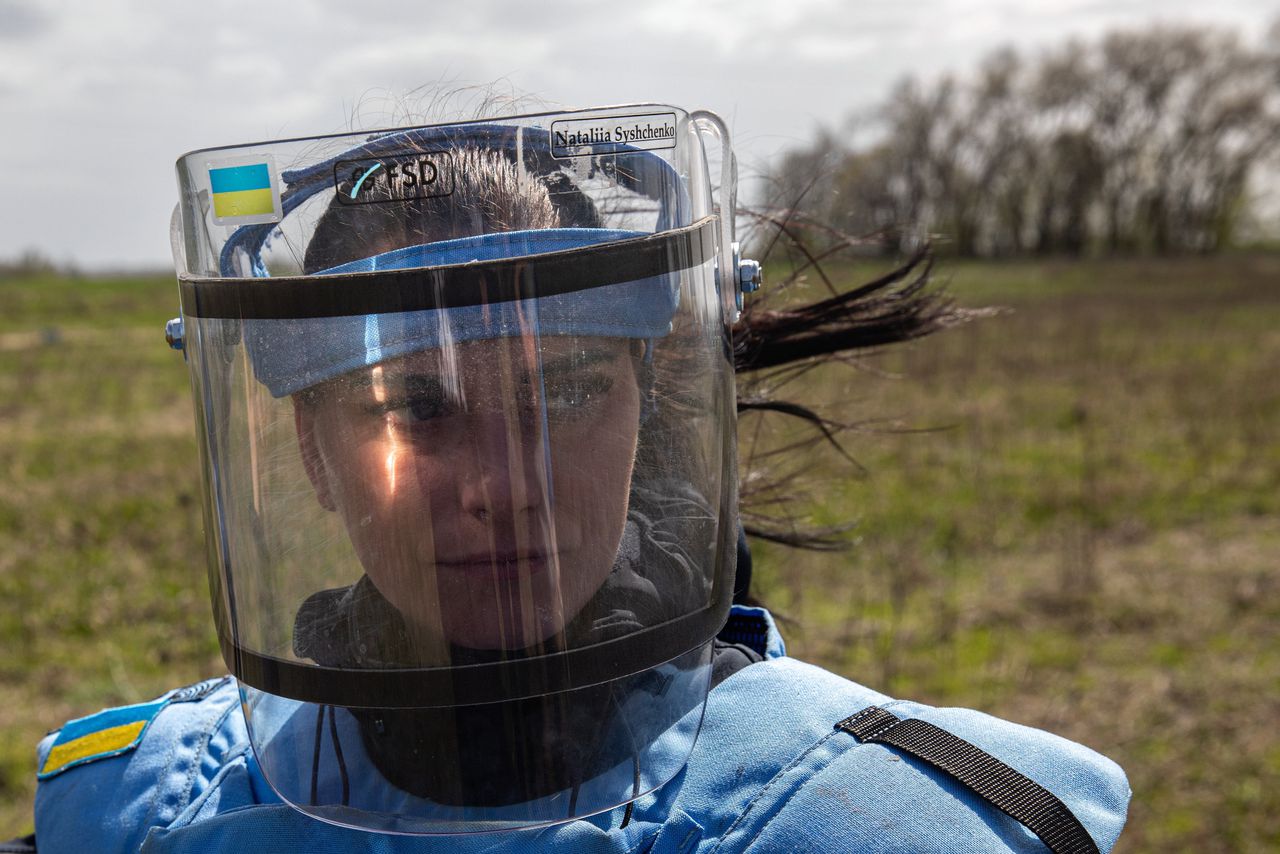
<box><xmin>0</xmin><ymin>0</ymin><xmax>1274</xmax><ymax>270</ymax></box>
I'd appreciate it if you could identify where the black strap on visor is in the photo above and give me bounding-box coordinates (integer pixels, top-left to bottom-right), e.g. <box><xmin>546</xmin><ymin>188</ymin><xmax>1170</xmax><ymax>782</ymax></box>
<box><xmin>181</xmin><ymin>217</ymin><xmax>717</xmax><ymax>320</ymax></box>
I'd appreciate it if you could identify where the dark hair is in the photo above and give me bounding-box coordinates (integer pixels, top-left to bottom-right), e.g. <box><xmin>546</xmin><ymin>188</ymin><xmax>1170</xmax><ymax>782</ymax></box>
<box><xmin>304</xmin><ymin>146</ymin><xmax>601</xmax><ymax>273</ymax></box>
<box><xmin>731</xmin><ymin>209</ymin><xmax>965</xmax><ymax>550</ymax></box>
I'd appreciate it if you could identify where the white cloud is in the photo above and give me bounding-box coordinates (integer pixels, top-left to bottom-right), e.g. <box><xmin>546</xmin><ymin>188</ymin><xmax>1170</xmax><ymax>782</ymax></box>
<box><xmin>0</xmin><ymin>0</ymin><xmax>51</xmax><ymax>40</ymax></box>
<box><xmin>0</xmin><ymin>0</ymin><xmax>1274</xmax><ymax>268</ymax></box>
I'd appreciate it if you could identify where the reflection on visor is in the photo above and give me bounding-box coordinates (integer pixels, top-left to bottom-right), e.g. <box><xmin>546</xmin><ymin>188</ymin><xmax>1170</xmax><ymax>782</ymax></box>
<box><xmin>174</xmin><ymin>104</ymin><xmax>738</xmax><ymax>833</ymax></box>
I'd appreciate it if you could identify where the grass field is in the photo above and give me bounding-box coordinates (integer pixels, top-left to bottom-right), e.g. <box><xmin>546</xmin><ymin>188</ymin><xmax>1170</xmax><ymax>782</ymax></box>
<box><xmin>2</xmin><ymin>256</ymin><xmax>1278</xmax><ymax>850</ymax></box>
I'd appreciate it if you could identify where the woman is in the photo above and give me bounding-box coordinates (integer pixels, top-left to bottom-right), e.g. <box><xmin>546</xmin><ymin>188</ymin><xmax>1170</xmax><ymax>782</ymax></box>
<box><xmin>26</xmin><ymin>104</ymin><xmax>1129</xmax><ymax>852</ymax></box>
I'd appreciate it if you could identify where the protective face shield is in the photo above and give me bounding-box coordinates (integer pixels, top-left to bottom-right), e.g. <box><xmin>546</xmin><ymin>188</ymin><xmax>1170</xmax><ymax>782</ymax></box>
<box><xmin>169</xmin><ymin>105</ymin><xmax>752</xmax><ymax>834</ymax></box>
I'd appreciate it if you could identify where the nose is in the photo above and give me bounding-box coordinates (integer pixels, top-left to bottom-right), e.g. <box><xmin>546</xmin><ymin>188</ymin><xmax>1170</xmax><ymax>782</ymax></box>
<box><xmin>455</xmin><ymin>411</ymin><xmax>545</xmax><ymax>524</ymax></box>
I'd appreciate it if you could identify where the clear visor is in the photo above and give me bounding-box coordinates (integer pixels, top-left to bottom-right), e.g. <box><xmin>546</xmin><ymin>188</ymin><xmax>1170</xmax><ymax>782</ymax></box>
<box><xmin>172</xmin><ymin>106</ymin><xmax>738</xmax><ymax>832</ymax></box>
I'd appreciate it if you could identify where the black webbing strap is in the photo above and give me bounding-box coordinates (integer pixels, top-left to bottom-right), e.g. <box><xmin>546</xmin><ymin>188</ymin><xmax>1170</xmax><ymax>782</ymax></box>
<box><xmin>0</xmin><ymin>834</ymin><xmax>36</xmax><ymax>853</ymax></box>
<box><xmin>837</xmin><ymin>706</ymin><xmax>1100</xmax><ymax>854</ymax></box>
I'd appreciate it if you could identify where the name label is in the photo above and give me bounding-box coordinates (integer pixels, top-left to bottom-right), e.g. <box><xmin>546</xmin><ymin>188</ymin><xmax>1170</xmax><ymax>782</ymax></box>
<box><xmin>550</xmin><ymin>112</ymin><xmax>678</xmax><ymax>158</ymax></box>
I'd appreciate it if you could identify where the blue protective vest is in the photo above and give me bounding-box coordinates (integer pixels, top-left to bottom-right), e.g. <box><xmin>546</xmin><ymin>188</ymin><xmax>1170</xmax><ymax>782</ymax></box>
<box><xmin>34</xmin><ymin>606</ymin><xmax>1130</xmax><ymax>853</ymax></box>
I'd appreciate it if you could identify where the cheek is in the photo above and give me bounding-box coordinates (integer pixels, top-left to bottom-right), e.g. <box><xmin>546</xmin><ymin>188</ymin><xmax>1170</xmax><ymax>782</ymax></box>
<box><xmin>555</xmin><ymin>443</ymin><xmax>633</xmax><ymax>517</ymax></box>
<box><xmin>548</xmin><ymin>388</ymin><xmax>641</xmax><ymax>554</ymax></box>
<box><xmin>321</xmin><ymin>433</ymin><xmax>437</xmax><ymax>558</ymax></box>
<box><xmin>324</xmin><ymin>436</ymin><xmax>391</xmax><ymax>512</ymax></box>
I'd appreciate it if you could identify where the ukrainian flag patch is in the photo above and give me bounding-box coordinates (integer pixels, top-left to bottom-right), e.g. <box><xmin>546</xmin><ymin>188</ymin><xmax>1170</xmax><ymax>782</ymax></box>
<box><xmin>37</xmin><ymin>697</ymin><xmax>168</xmax><ymax>779</ymax></box>
<box><xmin>207</xmin><ymin>157</ymin><xmax>281</xmax><ymax>225</ymax></box>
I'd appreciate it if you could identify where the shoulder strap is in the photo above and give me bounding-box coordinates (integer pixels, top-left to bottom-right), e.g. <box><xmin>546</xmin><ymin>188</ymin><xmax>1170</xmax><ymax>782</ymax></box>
<box><xmin>838</xmin><ymin>706</ymin><xmax>1100</xmax><ymax>854</ymax></box>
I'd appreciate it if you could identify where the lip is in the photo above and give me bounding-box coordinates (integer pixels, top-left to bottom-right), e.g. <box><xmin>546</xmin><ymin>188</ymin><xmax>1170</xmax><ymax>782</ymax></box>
<box><xmin>435</xmin><ymin>552</ymin><xmax>550</xmax><ymax>581</ymax></box>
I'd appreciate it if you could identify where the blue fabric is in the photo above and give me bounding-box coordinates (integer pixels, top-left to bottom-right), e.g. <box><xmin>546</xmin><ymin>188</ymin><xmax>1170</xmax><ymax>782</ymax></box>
<box><xmin>241</xmin><ymin>228</ymin><xmax>680</xmax><ymax>397</ymax></box>
<box><xmin>314</xmin><ymin>228</ymin><xmax>628</xmax><ymax>275</ymax></box>
<box><xmin>35</xmin><ymin>607</ymin><xmax>1130</xmax><ymax>853</ymax></box>
<box><xmin>34</xmin><ymin>678</ymin><xmax>249</xmax><ymax>854</ymax></box>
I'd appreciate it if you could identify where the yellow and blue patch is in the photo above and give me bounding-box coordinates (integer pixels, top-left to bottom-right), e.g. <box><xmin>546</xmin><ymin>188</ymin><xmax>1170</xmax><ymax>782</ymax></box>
<box><xmin>37</xmin><ymin>697</ymin><xmax>168</xmax><ymax>779</ymax></box>
<box><xmin>208</xmin><ymin>159</ymin><xmax>280</xmax><ymax>224</ymax></box>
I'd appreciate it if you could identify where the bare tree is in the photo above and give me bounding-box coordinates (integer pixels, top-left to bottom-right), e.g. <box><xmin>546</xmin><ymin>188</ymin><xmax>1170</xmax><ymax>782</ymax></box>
<box><xmin>767</xmin><ymin>21</ymin><xmax>1280</xmax><ymax>258</ymax></box>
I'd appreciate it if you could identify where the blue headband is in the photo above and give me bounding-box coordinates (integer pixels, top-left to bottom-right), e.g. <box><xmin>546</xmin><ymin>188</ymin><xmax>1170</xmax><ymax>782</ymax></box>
<box><xmin>244</xmin><ymin>228</ymin><xmax>679</xmax><ymax>397</ymax></box>
<box><xmin>229</xmin><ymin>123</ymin><xmax>688</xmax><ymax>397</ymax></box>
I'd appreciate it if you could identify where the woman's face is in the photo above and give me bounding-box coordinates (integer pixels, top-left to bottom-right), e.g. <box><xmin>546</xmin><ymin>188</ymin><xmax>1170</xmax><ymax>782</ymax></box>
<box><xmin>295</xmin><ymin>335</ymin><xmax>642</xmax><ymax>655</ymax></box>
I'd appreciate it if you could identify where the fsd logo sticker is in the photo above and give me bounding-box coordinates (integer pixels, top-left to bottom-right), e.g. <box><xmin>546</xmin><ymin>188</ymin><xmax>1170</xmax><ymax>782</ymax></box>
<box><xmin>334</xmin><ymin>151</ymin><xmax>454</xmax><ymax>206</ymax></box>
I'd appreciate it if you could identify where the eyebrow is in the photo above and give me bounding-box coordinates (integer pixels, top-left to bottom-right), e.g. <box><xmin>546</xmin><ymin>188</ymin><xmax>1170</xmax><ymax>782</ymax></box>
<box><xmin>537</xmin><ymin>347</ymin><xmax>624</xmax><ymax>377</ymax></box>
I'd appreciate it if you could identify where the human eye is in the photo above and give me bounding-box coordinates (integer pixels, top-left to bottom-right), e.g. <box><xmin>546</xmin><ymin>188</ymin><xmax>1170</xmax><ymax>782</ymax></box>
<box><xmin>379</xmin><ymin>376</ymin><xmax>454</xmax><ymax>426</ymax></box>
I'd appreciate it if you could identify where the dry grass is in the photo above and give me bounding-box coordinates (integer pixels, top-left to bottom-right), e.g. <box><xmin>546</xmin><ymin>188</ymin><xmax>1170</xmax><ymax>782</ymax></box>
<box><xmin>745</xmin><ymin>253</ymin><xmax>1280</xmax><ymax>852</ymax></box>
<box><xmin>1</xmin><ymin>257</ymin><xmax>1278</xmax><ymax>850</ymax></box>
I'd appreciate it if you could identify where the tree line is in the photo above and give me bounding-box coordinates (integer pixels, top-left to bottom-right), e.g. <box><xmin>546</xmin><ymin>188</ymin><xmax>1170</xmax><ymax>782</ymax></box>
<box><xmin>768</xmin><ymin>22</ymin><xmax>1280</xmax><ymax>257</ymax></box>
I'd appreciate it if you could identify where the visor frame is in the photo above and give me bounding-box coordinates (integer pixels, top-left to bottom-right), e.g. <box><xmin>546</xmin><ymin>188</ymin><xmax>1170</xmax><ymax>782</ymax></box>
<box><xmin>172</xmin><ymin>103</ymin><xmax>743</xmax><ymax>832</ymax></box>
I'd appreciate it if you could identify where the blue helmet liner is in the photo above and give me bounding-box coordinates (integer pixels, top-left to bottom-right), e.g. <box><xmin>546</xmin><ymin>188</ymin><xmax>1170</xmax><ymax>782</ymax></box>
<box><xmin>183</xmin><ymin>122</ymin><xmax>704</xmax><ymax>397</ymax></box>
<box><xmin>243</xmin><ymin>228</ymin><xmax>682</xmax><ymax>397</ymax></box>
